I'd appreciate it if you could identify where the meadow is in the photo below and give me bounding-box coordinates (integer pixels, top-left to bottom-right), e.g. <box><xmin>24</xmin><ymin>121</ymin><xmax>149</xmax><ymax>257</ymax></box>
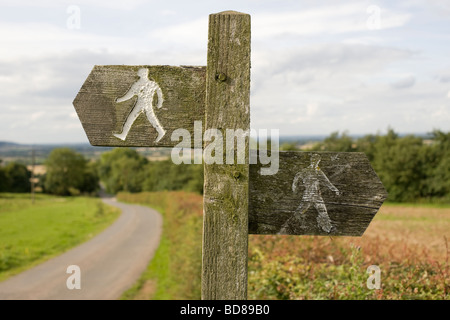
<box><xmin>119</xmin><ymin>191</ymin><xmax>449</xmax><ymax>300</ymax></box>
<box><xmin>0</xmin><ymin>193</ymin><xmax>120</xmax><ymax>281</ymax></box>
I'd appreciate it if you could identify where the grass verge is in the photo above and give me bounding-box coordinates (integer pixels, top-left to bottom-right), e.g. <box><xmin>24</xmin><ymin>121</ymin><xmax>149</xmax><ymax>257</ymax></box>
<box><xmin>0</xmin><ymin>193</ymin><xmax>120</xmax><ymax>282</ymax></box>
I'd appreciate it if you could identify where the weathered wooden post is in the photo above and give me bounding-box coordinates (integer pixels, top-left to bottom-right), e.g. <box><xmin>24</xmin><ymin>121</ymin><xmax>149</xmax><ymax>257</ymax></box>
<box><xmin>202</xmin><ymin>11</ymin><xmax>251</xmax><ymax>300</ymax></box>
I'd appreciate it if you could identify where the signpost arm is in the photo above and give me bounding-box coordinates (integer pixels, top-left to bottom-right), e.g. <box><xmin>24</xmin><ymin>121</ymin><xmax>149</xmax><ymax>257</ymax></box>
<box><xmin>202</xmin><ymin>11</ymin><xmax>251</xmax><ymax>300</ymax></box>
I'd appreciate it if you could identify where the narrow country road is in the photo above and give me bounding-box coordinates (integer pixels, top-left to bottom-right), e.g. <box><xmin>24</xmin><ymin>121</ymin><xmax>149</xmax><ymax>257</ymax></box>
<box><xmin>0</xmin><ymin>197</ymin><xmax>162</xmax><ymax>300</ymax></box>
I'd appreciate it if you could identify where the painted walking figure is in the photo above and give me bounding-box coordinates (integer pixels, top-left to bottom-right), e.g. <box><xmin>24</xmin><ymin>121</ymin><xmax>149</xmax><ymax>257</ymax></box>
<box><xmin>114</xmin><ymin>68</ymin><xmax>165</xmax><ymax>142</ymax></box>
<box><xmin>280</xmin><ymin>154</ymin><xmax>339</xmax><ymax>234</ymax></box>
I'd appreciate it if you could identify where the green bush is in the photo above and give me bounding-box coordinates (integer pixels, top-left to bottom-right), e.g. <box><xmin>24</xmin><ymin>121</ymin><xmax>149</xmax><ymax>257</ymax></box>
<box><xmin>44</xmin><ymin>148</ymin><xmax>98</xmax><ymax>196</ymax></box>
<box><xmin>98</xmin><ymin>148</ymin><xmax>147</xmax><ymax>194</ymax></box>
<box><xmin>143</xmin><ymin>160</ymin><xmax>203</xmax><ymax>194</ymax></box>
<box><xmin>0</xmin><ymin>162</ymin><xmax>31</xmax><ymax>193</ymax></box>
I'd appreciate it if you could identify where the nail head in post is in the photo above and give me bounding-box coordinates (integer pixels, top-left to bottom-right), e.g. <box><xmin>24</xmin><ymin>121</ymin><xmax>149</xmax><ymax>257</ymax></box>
<box><xmin>216</xmin><ymin>72</ymin><xmax>227</xmax><ymax>82</ymax></box>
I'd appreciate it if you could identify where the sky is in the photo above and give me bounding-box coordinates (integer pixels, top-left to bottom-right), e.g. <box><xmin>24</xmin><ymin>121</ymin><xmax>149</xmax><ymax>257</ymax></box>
<box><xmin>1</xmin><ymin>0</ymin><xmax>449</xmax><ymax>144</ymax></box>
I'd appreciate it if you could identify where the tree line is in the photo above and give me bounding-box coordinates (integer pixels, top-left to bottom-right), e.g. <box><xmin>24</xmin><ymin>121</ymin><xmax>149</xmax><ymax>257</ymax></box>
<box><xmin>1</xmin><ymin>129</ymin><xmax>448</xmax><ymax>202</ymax></box>
<box><xmin>1</xmin><ymin>147</ymin><xmax>203</xmax><ymax>196</ymax></box>
<box><xmin>281</xmin><ymin>129</ymin><xmax>450</xmax><ymax>202</ymax></box>
<box><xmin>96</xmin><ymin>148</ymin><xmax>203</xmax><ymax>195</ymax></box>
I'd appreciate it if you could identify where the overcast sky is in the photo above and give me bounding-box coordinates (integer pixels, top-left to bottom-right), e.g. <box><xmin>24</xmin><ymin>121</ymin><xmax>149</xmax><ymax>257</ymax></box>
<box><xmin>1</xmin><ymin>0</ymin><xmax>449</xmax><ymax>144</ymax></box>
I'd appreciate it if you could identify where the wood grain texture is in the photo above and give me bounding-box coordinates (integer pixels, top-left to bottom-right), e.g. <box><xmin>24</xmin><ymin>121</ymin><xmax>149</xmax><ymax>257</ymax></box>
<box><xmin>249</xmin><ymin>151</ymin><xmax>388</xmax><ymax>236</ymax></box>
<box><xmin>73</xmin><ymin>65</ymin><xmax>205</xmax><ymax>147</ymax></box>
<box><xmin>202</xmin><ymin>11</ymin><xmax>251</xmax><ymax>300</ymax></box>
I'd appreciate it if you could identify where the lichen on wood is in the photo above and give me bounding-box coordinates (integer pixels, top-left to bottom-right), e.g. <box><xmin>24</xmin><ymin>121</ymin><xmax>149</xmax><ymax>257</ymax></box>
<box><xmin>202</xmin><ymin>11</ymin><xmax>251</xmax><ymax>300</ymax></box>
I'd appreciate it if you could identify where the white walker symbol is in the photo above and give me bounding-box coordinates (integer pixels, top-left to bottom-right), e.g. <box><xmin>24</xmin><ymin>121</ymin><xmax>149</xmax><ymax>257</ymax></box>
<box><xmin>280</xmin><ymin>154</ymin><xmax>340</xmax><ymax>234</ymax></box>
<box><xmin>113</xmin><ymin>68</ymin><xmax>165</xmax><ymax>143</ymax></box>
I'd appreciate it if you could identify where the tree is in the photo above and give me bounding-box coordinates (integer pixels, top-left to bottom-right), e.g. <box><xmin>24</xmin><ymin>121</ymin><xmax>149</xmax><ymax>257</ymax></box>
<box><xmin>372</xmin><ymin>130</ymin><xmax>426</xmax><ymax>202</ymax></box>
<box><xmin>3</xmin><ymin>162</ymin><xmax>31</xmax><ymax>193</ymax></box>
<box><xmin>45</xmin><ymin>148</ymin><xmax>98</xmax><ymax>196</ymax></box>
<box><xmin>184</xmin><ymin>164</ymin><xmax>204</xmax><ymax>194</ymax></box>
<box><xmin>424</xmin><ymin>130</ymin><xmax>450</xmax><ymax>198</ymax></box>
<box><xmin>322</xmin><ymin>131</ymin><xmax>355</xmax><ymax>152</ymax></box>
<box><xmin>308</xmin><ymin>131</ymin><xmax>356</xmax><ymax>152</ymax></box>
<box><xmin>0</xmin><ymin>161</ymin><xmax>8</xmax><ymax>192</ymax></box>
<box><xmin>356</xmin><ymin>134</ymin><xmax>377</xmax><ymax>162</ymax></box>
<box><xmin>142</xmin><ymin>160</ymin><xmax>172</xmax><ymax>192</ymax></box>
<box><xmin>98</xmin><ymin>148</ymin><xmax>148</xmax><ymax>194</ymax></box>
<box><xmin>142</xmin><ymin>160</ymin><xmax>204</xmax><ymax>194</ymax></box>
<box><xmin>80</xmin><ymin>161</ymin><xmax>100</xmax><ymax>194</ymax></box>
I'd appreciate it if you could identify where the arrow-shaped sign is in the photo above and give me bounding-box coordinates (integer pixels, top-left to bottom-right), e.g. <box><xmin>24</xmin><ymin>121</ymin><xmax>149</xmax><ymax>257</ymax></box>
<box><xmin>73</xmin><ymin>65</ymin><xmax>205</xmax><ymax>147</ymax></box>
<box><xmin>249</xmin><ymin>151</ymin><xmax>388</xmax><ymax>236</ymax></box>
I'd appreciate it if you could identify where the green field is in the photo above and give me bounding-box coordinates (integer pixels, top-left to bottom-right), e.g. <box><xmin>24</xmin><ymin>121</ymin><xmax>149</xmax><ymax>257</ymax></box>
<box><xmin>119</xmin><ymin>191</ymin><xmax>449</xmax><ymax>300</ymax></box>
<box><xmin>0</xmin><ymin>193</ymin><xmax>120</xmax><ymax>282</ymax></box>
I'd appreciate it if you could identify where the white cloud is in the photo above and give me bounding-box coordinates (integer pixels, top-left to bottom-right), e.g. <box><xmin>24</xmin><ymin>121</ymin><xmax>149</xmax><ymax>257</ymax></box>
<box><xmin>390</xmin><ymin>74</ymin><xmax>416</xmax><ymax>89</ymax></box>
<box><xmin>0</xmin><ymin>22</ymin><xmax>135</xmax><ymax>60</ymax></box>
<box><xmin>249</xmin><ymin>40</ymin><xmax>450</xmax><ymax>136</ymax></box>
<box><xmin>30</xmin><ymin>111</ymin><xmax>46</xmax><ymax>121</ymax></box>
<box><xmin>146</xmin><ymin>4</ymin><xmax>411</xmax><ymax>49</ymax></box>
<box><xmin>148</xmin><ymin>17</ymin><xmax>208</xmax><ymax>49</ymax></box>
<box><xmin>436</xmin><ymin>69</ymin><xmax>450</xmax><ymax>83</ymax></box>
<box><xmin>252</xmin><ymin>4</ymin><xmax>411</xmax><ymax>39</ymax></box>
<box><xmin>0</xmin><ymin>1</ymin><xmax>448</xmax><ymax>143</ymax></box>
<box><xmin>1</xmin><ymin>0</ymin><xmax>149</xmax><ymax>10</ymax></box>
<box><xmin>431</xmin><ymin>104</ymin><xmax>450</xmax><ymax>119</ymax></box>
<box><xmin>251</xmin><ymin>43</ymin><xmax>414</xmax><ymax>97</ymax></box>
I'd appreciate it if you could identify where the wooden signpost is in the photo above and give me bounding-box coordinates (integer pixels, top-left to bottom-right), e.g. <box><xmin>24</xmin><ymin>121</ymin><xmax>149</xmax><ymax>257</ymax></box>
<box><xmin>249</xmin><ymin>152</ymin><xmax>387</xmax><ymax>236</ymax></box>
<box><xmin>73</xmin><ymin>11</ymin><xmax>387</xmax><ymax>300</ymax></box>
<box><xmin>73</xmin><ymin>65</ymin><xmax>206</xmax><ymax>147</ymax></box>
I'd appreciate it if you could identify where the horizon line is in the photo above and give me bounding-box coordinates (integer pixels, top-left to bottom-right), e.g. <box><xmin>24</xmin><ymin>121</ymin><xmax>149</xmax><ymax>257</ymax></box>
<box><xmin>0</xmin><ymin>130</ymin><xmax>443</xmax><ymax>147</ymax></box>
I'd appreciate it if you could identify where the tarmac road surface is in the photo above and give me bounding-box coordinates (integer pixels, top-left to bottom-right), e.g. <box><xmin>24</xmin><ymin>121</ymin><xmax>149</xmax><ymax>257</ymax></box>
<box><xmin>0</xmin><ymin>197</ymin><xmax>162</xmax><ymax>300</ymax></box>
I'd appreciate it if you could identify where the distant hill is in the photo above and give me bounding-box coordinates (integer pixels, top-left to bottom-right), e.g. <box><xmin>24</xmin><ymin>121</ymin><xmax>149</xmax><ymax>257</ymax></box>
<box><xmin>0</xmin><ymin>141</ymin><xmax>101</xmax><ymax>165</ymax></box>
<box><xmin>0</xmin><ymin>141</ymin><xmax>167</xmax><ymax>165</ymax></box>
<box><xmin>0</xmin><ymin>141</ymin><xmax>23</xmax><ymax>148</ymax></box>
